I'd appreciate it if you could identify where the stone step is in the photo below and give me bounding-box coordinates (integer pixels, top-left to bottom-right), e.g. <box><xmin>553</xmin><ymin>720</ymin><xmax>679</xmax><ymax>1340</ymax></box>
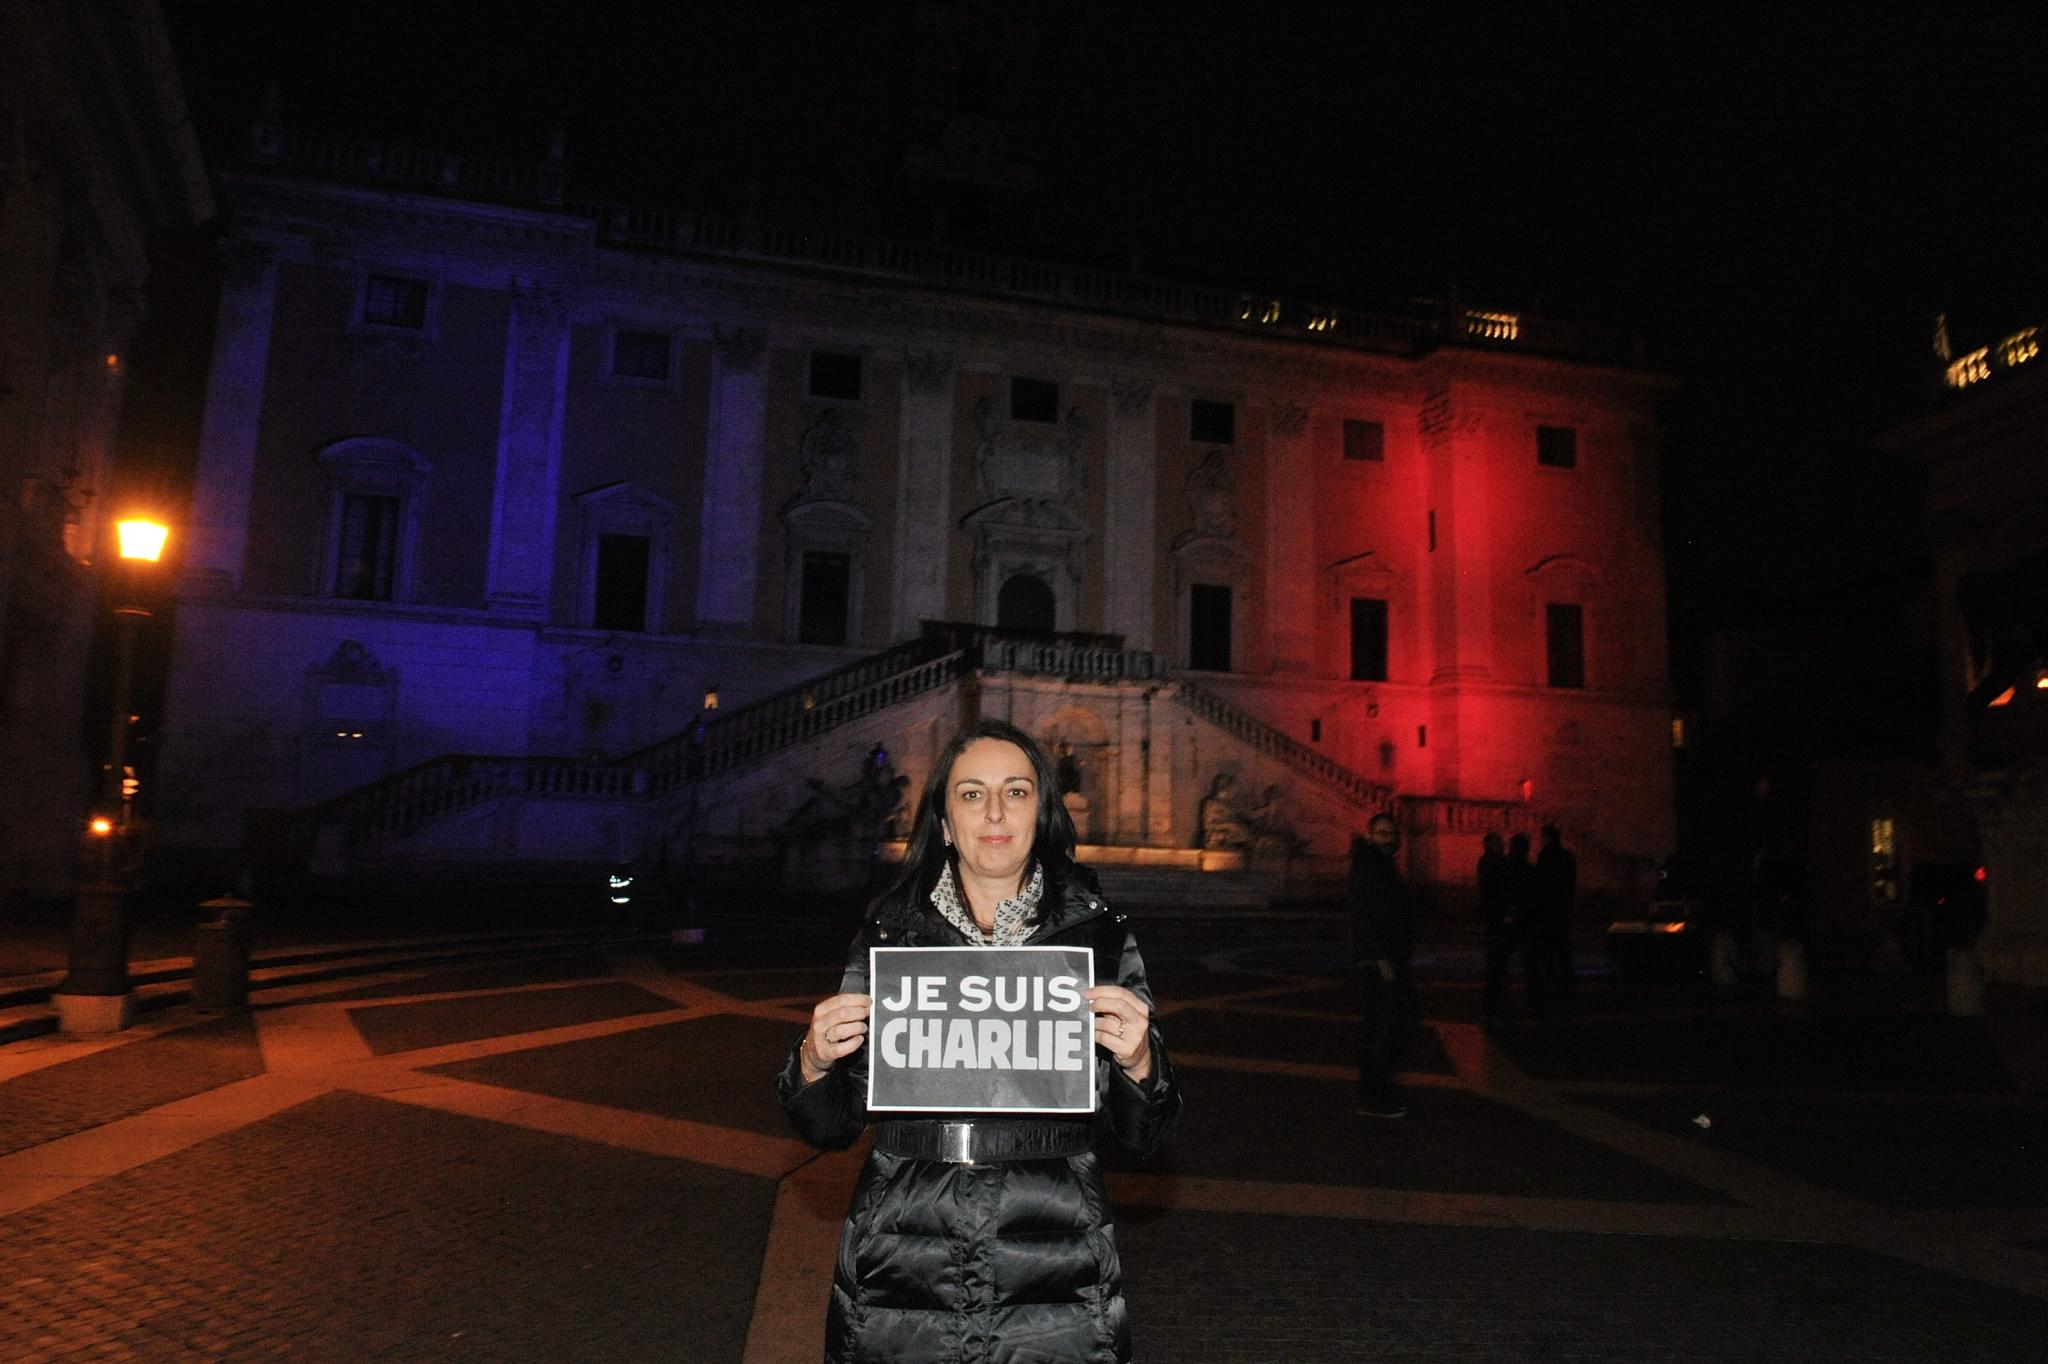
<box><xmin>1090</xmin><ymin>864</ymin><xmax>1283</xmax><ymax>914</ymax></box>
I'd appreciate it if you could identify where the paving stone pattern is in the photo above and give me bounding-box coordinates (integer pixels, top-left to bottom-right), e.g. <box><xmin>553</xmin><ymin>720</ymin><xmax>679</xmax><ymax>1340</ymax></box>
<box><xmin>1102</xmin><ymin>1073</ymin><xmax>1731</xmax><ymax>1205</ymax></box>
<box><xmin>1119</xmin><ymin>1211</ymin><xmax>2048</xmax><ymax>1363</ymax></box>
<box><xmin>0</xmin><ymin>1091</ymin><xmax>773</xmax><ymax>1362</ymax></box>
<box><xmin>347</xmin><ymin>980</ymin><xmax>677</xmax><ymax>1055</ymax></box>
<box><xmin>2</xmin><ymin>918</ymin><xmax>2043</xmax><ymax>1362</ymax></box>
<box><xmin>0</xmin><ymin>1014</ymin><xmax>262</xmax><ymax>1157</ymax></box>
<box><xmin>1580</xmin><ymin>1092</ymin><xmax>2048</xmax><ymax>1209</ymax></box>
<box><xmin>292</xmin><ymin>950</ymin><xmax>618</xmax><ymax>1005</ymax></box>
<box><xmin>429</xmin><ymin>1011</ymin><xmax>804</xmax><ymax>1141</ymax></box>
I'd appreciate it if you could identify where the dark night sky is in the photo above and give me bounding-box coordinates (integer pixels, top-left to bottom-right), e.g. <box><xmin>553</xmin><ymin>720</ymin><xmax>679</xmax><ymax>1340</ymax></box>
<box><xmin>151</xmin><ymin>2</ymin><xmax>2048</xmax><ymax>612</ymax></box>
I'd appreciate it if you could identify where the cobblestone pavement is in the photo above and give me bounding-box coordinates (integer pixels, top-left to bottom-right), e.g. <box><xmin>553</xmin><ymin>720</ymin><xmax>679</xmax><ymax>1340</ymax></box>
<box><xmin>0</xmin><ymin>913</ymin><xmax>2042</xmax><ymax>1361</ymax></box>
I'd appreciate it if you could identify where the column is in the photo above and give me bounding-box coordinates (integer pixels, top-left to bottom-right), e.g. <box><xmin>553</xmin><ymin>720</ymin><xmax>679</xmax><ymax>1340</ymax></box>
<box><xmin>696</xmin><ymin>324</ymin><xmax>769</xmax><ymax>631</ymax></box>
<box><xmin>891</xmin><ymin>348</ymin><xmax>954</xmax><ymax>638</ymax></box>
<box><xmin>1103</xmin><ymin>375</ymin><xmax>1157</xmax><ymax>649</ymax></box>
<box><xmin>1265</xmin><ymin>399</ymin><xmax>1315</xmax><ymax>671</ymax></box>
<box><xmin>182</xmin><ymin>239</ymin><xmax>279</xmax><ymax>591</ymax></box>
<box><xmin>485</xmin><ymin>281</ymin><xmax>571</xmax><ymax>615</ymax></box>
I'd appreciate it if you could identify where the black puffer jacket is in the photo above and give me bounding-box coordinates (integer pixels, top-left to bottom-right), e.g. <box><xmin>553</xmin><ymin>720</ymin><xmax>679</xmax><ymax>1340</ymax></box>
<box><xmin>777</xmin><ymin>868</ymin><xmax>1182</xmax><ymax>1364</ymax></box>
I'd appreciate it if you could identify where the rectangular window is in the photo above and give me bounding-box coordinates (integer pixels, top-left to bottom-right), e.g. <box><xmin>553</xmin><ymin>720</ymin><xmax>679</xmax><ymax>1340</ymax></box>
<box><xmin>1546</xmin><ymin>602</ymin><xmax>1586</xmax><ymax>688</ymax></box>
<box><xmin>1343</xmin><ymin>418</ymin><xmax>1384</xmax><ymax>461</ymax></box>
<box><xmin>362</xmin><ymin>275</ymin><xmax>428</xmax><ymax>329</ymax></box>
<box><xmin>1190</xmin><ymin>398</ymin><xmax>1235</xmax><ymax>445</ymax></box>
<box><xmin>334</xmin><ymin>494</ymin><xmax>399</xmax><ymax>600</ymax></box>
<box><xmin>798</xmin><ymin>551</ymin><xmax>852</xmax><ymax>646</ymax></box>
<box><xmin>1350</xmin><ymin>597</ymin><xmax>1389</xmax><ymax>681</ymax></box>
<box><xmin>809</xmin><ymin>351</ymin><xmax>863</xmax><ymax>402</ymax></box>
<box><xmin>593</xmin><ymin>534</ymin><xmax>652</xmax><ymax>631</ymax></box>
<box><xmin>1537</xmin><ymin>424</ymin><xmax>1578</xmax><ymax>468</ymax></box>
<box><xmin>1010</xmin><ymin>376</ymin><xmax>1059</xmax><ymax>423</ymax></box>
<box><xmin>612</xmin><ymin>329</ymin><xmax>672</xmax><ymax>380</ymax></box>
<box><xmin>1189</xmin><ymin>583</ymin><xmax>1233</xmax><ymax>671</ymax></box>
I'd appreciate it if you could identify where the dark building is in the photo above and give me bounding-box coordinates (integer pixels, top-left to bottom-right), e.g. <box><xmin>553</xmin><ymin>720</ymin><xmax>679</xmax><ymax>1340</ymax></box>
<box><xmin>1883</xmin><ymin>314</ymin><xmax>2048</xmax><ymax>983</ymax></box>
<box><xmin>0</xmin><ymin>1</ymin><xmax>212</xmax><ymax>901</ymax></box>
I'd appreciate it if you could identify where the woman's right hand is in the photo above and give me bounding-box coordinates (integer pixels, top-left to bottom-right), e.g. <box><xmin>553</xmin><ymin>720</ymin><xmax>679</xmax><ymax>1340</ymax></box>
<box><xmin>800</xmin><ymin>992</ymin><xmax>872</xmax><ymax>1083</ymax></box>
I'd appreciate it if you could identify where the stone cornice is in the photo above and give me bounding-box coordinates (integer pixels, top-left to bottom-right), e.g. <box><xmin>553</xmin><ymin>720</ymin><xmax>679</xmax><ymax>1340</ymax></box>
<box><xmin>223</xmin><ymin>170</ymin><xmax>1660</xmax><ymax>403</ymax></box>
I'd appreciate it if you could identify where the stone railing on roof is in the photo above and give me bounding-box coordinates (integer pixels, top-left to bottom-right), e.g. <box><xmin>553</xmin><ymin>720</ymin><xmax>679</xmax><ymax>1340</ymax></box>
<box><xmin>245</xmin><ymin>124</ymin><xmax>1644</xmax><ymax>366</ymax></box>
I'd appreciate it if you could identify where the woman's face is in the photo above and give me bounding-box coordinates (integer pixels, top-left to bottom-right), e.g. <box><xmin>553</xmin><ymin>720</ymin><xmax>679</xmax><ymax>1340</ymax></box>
<box><xmin>942</xmin><ymin>738</ymin><xmax>1040</xmax><ymax>889</ymax></box>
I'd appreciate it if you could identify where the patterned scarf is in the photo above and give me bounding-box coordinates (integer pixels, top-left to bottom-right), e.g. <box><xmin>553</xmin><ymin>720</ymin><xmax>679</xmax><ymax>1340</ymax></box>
<box><xmin>931</xmin><ymin>861</ymin><xmax>1043</xmax><ymax>947</ymax></box>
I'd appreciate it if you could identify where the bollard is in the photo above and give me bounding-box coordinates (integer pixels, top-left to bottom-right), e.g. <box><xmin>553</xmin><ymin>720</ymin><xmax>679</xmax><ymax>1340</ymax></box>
<box><xmin>194</xmin><ymin>894</ymin><xmax>253</xmax><ymax>1010</ymax></box>
<box><xmin>1775</xmin><ymin>938</ymin><xmax>1808</xmax><ymax>1002</ymax></box>
<box><xmin>1945</xmin><ymin>946</ymin><xmax>1985</xmax><ymax>1018</ymax></box>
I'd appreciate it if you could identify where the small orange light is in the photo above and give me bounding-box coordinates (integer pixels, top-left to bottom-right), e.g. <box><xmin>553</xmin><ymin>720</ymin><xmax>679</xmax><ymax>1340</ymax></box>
<box><xmin>1989</xmin><ymin>686</ymin><xmax>2016</xmax><ymax>707</ymax></box>
<box><xmin>1974</xmin><ymin>865</ymin><xmax>1987</xmax><ymax>883</ymax></box>
<box><xmin>89</xmin><ymin>816</ymin><xmax>114</xmax><ymax>836</ymax></box>
<box><xmin>105</xmin><ymin>353</ymin><xmax>120</xmax><ymax>369</ymax></box>
<box><xmin>2035</xmin><ymin>672</ymin><xmax>2048</xmax><ymax>690</ymax></box>
<box><xmin>115</xmin><ymin>518</ymin><xmax>168</xmax><ymax>563</ymax></box>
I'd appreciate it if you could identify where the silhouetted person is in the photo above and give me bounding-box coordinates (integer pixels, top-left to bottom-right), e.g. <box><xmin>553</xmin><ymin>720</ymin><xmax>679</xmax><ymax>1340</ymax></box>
<box><xmin>1350</xmin><ymin>815</ymin><xmax>1417</xmax><ymax>1118</ymax></box>
<box><xmin>1483</xmin><ymin>832</ymin><xmax>1546</xmax><ymax>1018</ymax></box>
<box><xmin>1534</xmin><ymin>825</ymin><xmax>1578</xmax><ymax>993</ymax></box>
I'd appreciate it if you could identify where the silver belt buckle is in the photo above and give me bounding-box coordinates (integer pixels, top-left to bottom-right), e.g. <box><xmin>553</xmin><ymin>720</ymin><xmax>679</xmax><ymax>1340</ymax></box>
<box><xmin>940</xmin><ymin>1121</ymin><xmax>975</xmax><ymax>1164</ymax></box>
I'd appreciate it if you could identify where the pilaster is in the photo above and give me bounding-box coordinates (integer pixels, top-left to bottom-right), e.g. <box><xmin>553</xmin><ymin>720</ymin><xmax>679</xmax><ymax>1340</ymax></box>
<box><xmin>1104</xmin><ymin>375</ymin><xmax>1157</xmax><ymax>649</ymax></box>
<box><xmin>484</xmin><ymin>280</ymin><xmax>571</xmax><ymax>616</ymax></box>
<box><xmin>892</xmin><ymin>348</ymin><xmax>955</xmax><ymax>638</ymax></box>
<box><xmin>1265</xmin><ymin>399</ymin><xmax>1315</xmax><ymax>670</ymax></box>
<box><xmin>697</xmin><ymin>324</ymin><xmax>769</xmax><ymax>630</ymax></box>
<box><xmin>1420</xmin><ymin>383</ymin><xmax>1495</xmax><ymax>683</ymax></box>
<box><xmin>183</xmin><ymin>239</ymin><xmax>279</xmax><ymax>591</ymax></box>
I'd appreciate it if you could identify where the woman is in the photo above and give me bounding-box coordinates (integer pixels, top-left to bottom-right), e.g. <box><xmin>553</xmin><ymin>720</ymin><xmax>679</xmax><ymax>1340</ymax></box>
<box><xmin>778</xmin><ymin>719</ymin><xmax>1182</xmax><ymax>1364</ymax></box>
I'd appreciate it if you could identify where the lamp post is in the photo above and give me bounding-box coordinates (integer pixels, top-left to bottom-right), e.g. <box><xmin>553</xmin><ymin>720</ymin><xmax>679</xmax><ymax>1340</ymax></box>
<box><xmin>53</xmin><ymin>516</ymin><xmax>167</xmax><ymax>1034</ymax></box>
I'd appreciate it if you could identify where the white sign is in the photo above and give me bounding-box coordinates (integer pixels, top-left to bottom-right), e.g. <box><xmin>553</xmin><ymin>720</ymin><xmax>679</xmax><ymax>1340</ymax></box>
<box><xmin>866</xmin><ymin>946</ymin><xmax>1097</xmax><ymax>1114</ymax></box>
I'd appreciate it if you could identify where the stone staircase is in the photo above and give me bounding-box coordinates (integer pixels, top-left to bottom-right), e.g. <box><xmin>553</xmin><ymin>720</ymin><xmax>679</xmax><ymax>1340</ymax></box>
<box><xmin>292</xmin><ymin>623</ymin><xmax>1626</xmax><ymax>907</ymax></box>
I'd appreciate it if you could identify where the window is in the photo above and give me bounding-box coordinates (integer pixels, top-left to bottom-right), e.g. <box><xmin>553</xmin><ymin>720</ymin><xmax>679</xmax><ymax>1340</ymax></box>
<box><xmin>362</xmin><ymin>275</ymin><xmax>429</xmax><ymax>329</ymax></box>
<box><xmin>1537</xmin><ymin>424</ymin><xmax>1578</xmax><ymax>468</ymax></box>
<box><xmin>319</xmin><ymin>439</ymin><xmax>428</xmax><ymax>602</ymax></box>
<box><xmin>574</xmin><ymin>482</ymin><xmax>674</xmax><ymax>632</ymax></box>
<box><xmin>1010</xmin><ymin>376</ymin><xmax>1059</xmax><ymax>424</ymax></box>
<box><xmin>1190</xmin><ymin>398</ymin><xmax>1235</xmax><ymax>445</ymax></box>
<box><xmin>1343</xmin><ymin>418</ymin><xmax>1385</xmax><ymax>462</ymax></box>
<box><xmin>997</xmin><ymin>573</ymin><xmax>1056</xmax><ymax>632</ymax></box>
<box><xmin>1350</xmin><ymin>597</ymin><xmax>1388</xmax><ymax>681</ymax></box>
<box><xmin>1546</xmin><ymin>602</ymin><xmax>1585</xmax><ymax>688</ymax></box>
<box><xmin>334</xmin><ymin>494</ymin><xmax>399</xmax><ymax>600</ymax></box>
<box><xmin>612</xmin><ymin>329</ymin><xmax>673</xmax><ymax>381</ymax></box>
<box><xmin>592</xmin><ymin>534</ymin><xmax>652</xmax><ymax>631</ymax></box>
<box><xmin>809</xmin><ymin>351</ymin><xmax>863</xmax><ymax>402</ymax></box>
<box><xmin>1189</xmin><ymin>583</ymin><xmax>1233</xmax><ymax>671</ymax></box>
<box><xmin>798</xmin><ymin>551</ymin><xmax>852</xmax><ymax>645</ymax></box>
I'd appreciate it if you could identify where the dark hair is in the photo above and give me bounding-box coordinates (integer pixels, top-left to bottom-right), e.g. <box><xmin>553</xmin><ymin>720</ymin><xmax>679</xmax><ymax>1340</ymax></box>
<box><xmin>885</xmin><ymin>718</ymin><xmax>1078</xmax><ymax>906</ymax></box>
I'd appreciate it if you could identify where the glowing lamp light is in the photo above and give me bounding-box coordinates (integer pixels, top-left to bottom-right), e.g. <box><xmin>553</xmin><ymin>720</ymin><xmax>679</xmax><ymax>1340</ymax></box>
<box><xmin>1988</xmin><ymin>686</ymin><xmax>2016</xmax><ymax>708</ymax></box>
<box><xmin>115</xmin><ymin>518</ymin><xmax>168</xmax><ymax>563</ymax></box>
<box><xmin>703</xmin><ymin>687</ymin><xmax>719</xmax><ymax>711</ymax></box>
<box><xmin>1974</xmin><ymin>865</ymin><xmax>1988</xmax><ymax>883</ymax></box>
<box><xmin>88</xmin><ymin>816</ymin><xmax>114</xmax><ymax>836</ymax></box>
<box><xmin>2034</xmin><ymin>670</ymin><xmax>2048</xmax><ymax>690</ymax></box>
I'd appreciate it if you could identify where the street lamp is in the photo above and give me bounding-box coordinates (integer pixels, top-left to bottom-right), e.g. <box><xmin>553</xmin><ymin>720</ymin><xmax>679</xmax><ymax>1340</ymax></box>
<box><xmin>102</xmin><ymin>517</ymin><xmax>166</xmax><ymax>809</ymax></box>
<box><xmin>53</xmin><ymin>516</ymin><xmax>168</xmax><ymax>1033</ymax></box>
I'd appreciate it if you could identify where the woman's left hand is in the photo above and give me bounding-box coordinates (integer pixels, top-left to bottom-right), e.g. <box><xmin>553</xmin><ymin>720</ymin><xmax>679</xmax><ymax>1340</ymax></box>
<box><xmin>1086</xmin><ymin>985</ymin><xmax>1153</xmax><ymax>1084</ymax></box>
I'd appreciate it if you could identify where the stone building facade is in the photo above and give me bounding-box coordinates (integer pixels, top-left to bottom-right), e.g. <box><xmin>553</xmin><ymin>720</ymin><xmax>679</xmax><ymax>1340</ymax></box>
<box><xmin>160</xmin><ymin>121</ymin><xmax>1675</xmax><ymax>898</ymax></box>
<box><xmin>1887</xmin><ymin>320</ymin><xmax>2048</xmax><ymax>982</ymax></box>
<box><xmin>0</xmin><ymin>1</ymin><xmax>211</xmax><ymax>899</ymax></box>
